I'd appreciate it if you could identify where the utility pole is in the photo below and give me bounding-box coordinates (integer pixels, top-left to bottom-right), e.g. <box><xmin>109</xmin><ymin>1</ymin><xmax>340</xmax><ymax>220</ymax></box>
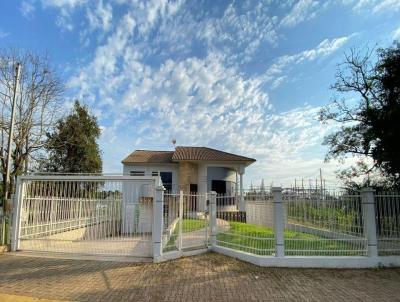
<box><xmin>319</xmin><ymin>168</ymin><xmax>323</xmax><ymax>197</ymax></box>
<box><xmin>3</xmin><ymin>62</ymin><xmax>21</xmax><ymax>213</ymax></box>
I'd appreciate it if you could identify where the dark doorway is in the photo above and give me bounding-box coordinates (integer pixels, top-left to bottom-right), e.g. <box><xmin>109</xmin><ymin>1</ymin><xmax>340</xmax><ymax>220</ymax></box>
<box><xmin>160</xmin><ymin>172</ymin><xmax>172</xmax><ymax>192</ymax></box>
<box><xmin>190</xmin><ymin>184</ymin><xmax>198</xmax><ymax>193</ymax></box>
<box><xmin>211</xmin><ymin>180</ymin><xmax>226</xmax><ymax>194</ymax></box>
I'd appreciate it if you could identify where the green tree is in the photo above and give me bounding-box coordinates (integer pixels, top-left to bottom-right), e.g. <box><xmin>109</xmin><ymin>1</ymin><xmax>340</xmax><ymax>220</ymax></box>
<box><xmin>320</xmin><ymin>43</ymin><xmax>400</xmax><ymax>189</ymax></box>
<box><xmin>44</xmin><ymin>100</ymin><xmax>102</xmax><ymax>173</ymax></box>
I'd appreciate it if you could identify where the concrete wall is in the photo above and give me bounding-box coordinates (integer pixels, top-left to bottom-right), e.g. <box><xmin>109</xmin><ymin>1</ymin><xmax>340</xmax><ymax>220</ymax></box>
<box><xmin>207</xmin><ymin>167</ymin><xmax>237</xmax><ymax>195</ymax></box>
<box><xmin>123</xmin><ymin>163</ymin><xmax>237</xmax><ymax>195</ymax></box>
<box><xmin>121</xmin><ymin>178</ymin><xmax>157</xmax><ymax>234</ymax></box>
<box><xmin>178</xmin><ymin>162</ymin><xmax>198</xmax><ymax>192</ymax></box>
<box><xmin>123</xmin><ymin>163</ymin><xmax>179</xmax><ymax>192</ymax></box>
<box><xmin>246</xmin><ymin>201</ymin><xmax>287</xmax><ymax>228</ymax></box>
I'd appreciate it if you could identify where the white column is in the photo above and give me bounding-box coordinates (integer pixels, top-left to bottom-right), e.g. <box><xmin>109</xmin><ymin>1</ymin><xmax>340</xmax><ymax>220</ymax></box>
<box><xmin>152</xmin><ymin>184</ymin><xmax>165</xmax><ymax>261</ymax></box>
<box><xmin>11</xmin><ymin>177</ymin><xmax>23</xmax><ymax>251</ymax></box>
<box><xmin>209</xmin><ymin>191</ymin><xmax>217</xmax><ymax>246</ymax></box>
<box><xmin>198</xmin><ymin>164</ymin><xmax>208</xmax><ymax>194</ymax></box>
<box><xmin>272</xmin><ymin>187</ymin><xmax>284</xmax><ymax>258</ymax></box>
<box><xmin>235</xmin><ymin>172</ymin><xmax>239</xmax><ymax>196</ymax></box>
<box><xmin>361</xmin><ymin>187</ymin><xmax>378</xmax><ymax>257</ymax></box>
<box><xmin>178</xmin><ymin>190</ymin><xmax>183</xmax><ymax>251</ymax></box>
<box><xmin>238</xmin><ymin>166</ymin><xmax>245</xmax><ymax>211</ymax></box>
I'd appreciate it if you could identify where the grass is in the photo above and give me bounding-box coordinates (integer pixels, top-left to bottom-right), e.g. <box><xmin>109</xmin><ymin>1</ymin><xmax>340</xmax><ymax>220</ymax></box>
<box><xmin>182</xmin><ymin>219</ymin><xmax>206</xmax><ymax>233</ymax></box>
<box><xmin>163</xmin><ymin>219</ymin><xmax>206</xmax><ymax>252</ymax></box>
<box><xmin>163</xmin><ymin>219</ymin><xmax>366</xmax><ymax>256</ymax></box>
<box><xmin>217</xmin><ymin>221</ymin><xmax>366</xmax><ymax>256</ymax></box>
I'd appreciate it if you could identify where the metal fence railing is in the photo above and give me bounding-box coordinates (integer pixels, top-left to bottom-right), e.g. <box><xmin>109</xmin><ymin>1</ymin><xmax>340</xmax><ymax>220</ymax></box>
<box><xmin>8</xmin><ymin>176</ymin><xmax>400</xmax><ymax>265</ymax></box>
<box><xmin>213</xmin><ymin>189</ymin><xmax>372</xmax><ymax>257</ymax></box>
<box><xmin>376</xmin><ymin>192</ymin><xmax>400</xmax><ymax>256</ymax></box>
<box><xmin>15</xmin><ymin>176</ymin><xmax>156</xmax><ymax>257</ymax></box>
<box><xmin>284</xmin><ymin>190</ymin><xmax>367</xmax><ymax>256</ymax></box>
<box><xmin>163</xmin><ymin>192</ymin><xmax>209</xmax><ymax>253</ymax></box>
<box><xmin>216</xmin><ymin>192</ymin><xmax>275</xmax><ymax>256</ymax></box>
<box><xmin>163</xmin><ymin>193</ymin><xmax>180</xmax><ymax>252</ymax></box>
<box><xmin>0</xmin><ymin>214</ymin><xmax>10</xmax><ymax>246</ymax></box>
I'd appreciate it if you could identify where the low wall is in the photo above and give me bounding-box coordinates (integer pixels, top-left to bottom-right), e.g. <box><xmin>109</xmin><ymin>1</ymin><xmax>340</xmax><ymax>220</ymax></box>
<box><xmin>246</xmin><ymin>201</ymin><xmax>287</xmax><ymax>228</ymax></box>
<box><xmin>212</xmin><ymin>245</ymin><xmax>400</xmax><ymax>268</ymax></box>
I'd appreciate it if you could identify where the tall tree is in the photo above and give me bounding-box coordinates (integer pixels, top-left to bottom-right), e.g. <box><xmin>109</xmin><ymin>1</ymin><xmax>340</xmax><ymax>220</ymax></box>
<box><xmin>44</xmin><ymin>100</ymin><xmax>102</xmax><ymax>173</ymax></box>
<box><xmin>319</xmin><ymin>43</ymin><xmax>400</xmax><ymax>189</ymax></box>
<box><xmin>0</xmin><ymin>48</ymin><xmax>63</xmax><ymax>202</ymax></box>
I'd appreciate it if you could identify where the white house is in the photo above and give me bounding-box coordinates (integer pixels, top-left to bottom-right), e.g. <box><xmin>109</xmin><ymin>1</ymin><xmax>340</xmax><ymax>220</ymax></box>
<box><xmin>122</xmin><ymin>146</ymin><xmax>256</xmax><ymax>198</ymax></box>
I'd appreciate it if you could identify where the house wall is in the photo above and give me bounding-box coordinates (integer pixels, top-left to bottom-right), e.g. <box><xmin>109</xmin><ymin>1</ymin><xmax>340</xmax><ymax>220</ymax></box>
<box><xmin>207</xmin><ymin>167</ymin><xmax>237</xmax><ymax>195</ymax></box>
<box><xmin>178</xmin><ymin>162</ymin><xmax>198</xmax><ymax>192</ymax></box>
<box><xmin>123</xmin><ymin>163</ymin><xmax>179</xmax><ymax>192</ymax></box>
<box><xmin>123</xmin><ymin>163</ymin><xmax>239</xmax><ymax>195</ymax></box>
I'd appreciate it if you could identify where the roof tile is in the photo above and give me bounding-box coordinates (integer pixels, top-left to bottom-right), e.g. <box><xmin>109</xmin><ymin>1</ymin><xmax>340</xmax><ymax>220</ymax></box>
<box><xmin>122</xmin><ymin>147</ymin><xmax>256</xmax><ymax>164</ymax></box>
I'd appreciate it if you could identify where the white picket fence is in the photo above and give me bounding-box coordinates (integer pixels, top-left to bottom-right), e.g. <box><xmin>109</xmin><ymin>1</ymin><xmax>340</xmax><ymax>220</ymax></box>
<box><xmin>10</xmin><ymin>175</ymin><xmax>400</xmax><ymax>267</ymax></box>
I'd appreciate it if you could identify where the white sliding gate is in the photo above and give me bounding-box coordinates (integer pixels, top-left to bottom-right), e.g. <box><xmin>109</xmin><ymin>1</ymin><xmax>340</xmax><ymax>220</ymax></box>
<box><xmin>11</xmin><ymin>175</ymin><xmax>159</xmax><ymax>258</ymax></box>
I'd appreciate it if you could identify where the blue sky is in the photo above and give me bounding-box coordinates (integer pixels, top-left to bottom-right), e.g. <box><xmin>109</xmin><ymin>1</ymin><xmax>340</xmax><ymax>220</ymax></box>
<box><xmin>1</xmin><ymin>0</ymin><xmax>400</xmax><ymax>187</ymax></box>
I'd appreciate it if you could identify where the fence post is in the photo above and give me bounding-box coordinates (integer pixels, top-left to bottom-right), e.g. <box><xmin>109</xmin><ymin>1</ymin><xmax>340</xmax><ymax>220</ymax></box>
<box><xmin>209</xmin><ymin>191</ymin><xmax>217</xmax><ymax>247</ymax></box>
<box><xmin>11</xmin><ymin>177</ymin><xmax>23</xmax><ymax>251</ymax></box>
<box><xmin>361</xmin><ymin>187</ymin><xmax>378</xmax><ymax>257</ymax></box>
<box><xmin>178</xmin><ymin>190</ymin><xmax>183</xmax><ymax>251</ymax></box>
<box><xmin>153</xmin><ymin>184</ymin><xmax>165</xmax><ymax>262</ymax></box>
<box><xmin>272</xmin><ymin>187</ymin><xmax>284</xmax><ymax>258</ymax></box>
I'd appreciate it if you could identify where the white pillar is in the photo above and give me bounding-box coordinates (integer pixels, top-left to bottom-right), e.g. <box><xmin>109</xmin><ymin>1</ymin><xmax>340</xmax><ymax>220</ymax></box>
<box><xmin>11</xmin><ymin>177</ymin><xmax>23</xmax><ymax>251</ymax></box>
<box><xmin>152</xmin><ymin>184</ymin><xmax>165</xmax><ymax>261</ymax></box>
<box><xmin>272</xmin><ymin>187</ymin><xmax>284</xmax><ymax>258</ymax></box>
<box><xmin>235</xmin><ymin>172</ymin><xmax>239</xmax><ymax>196</ymax></box>
<box><xmin>178</xmin><ymin>190</ymin><xmax>183</xmax><ymax>251</ymax></box>
<box><xmin>198</xmin><ymin>164</ymin><xmax>208</xmax><ymax>194</ymax></box>
<box><xmin>238</xmin><ymin>167</ymin><xmax>245</xmax><ymax>211</ymax></box>
<box><xmin>361</xmin><ymin>187</ymin><xmax>378</xmax><ymax>257</ymax></box>
<box><xmin>209</xmin><ymin>191</ymin><xmax>217</xmax><ymax>246</ymax></box>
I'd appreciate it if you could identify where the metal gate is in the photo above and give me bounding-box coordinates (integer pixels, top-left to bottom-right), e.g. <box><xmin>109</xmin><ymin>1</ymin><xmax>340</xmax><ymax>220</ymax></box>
<box><xmin>11</xmin><ymin>175</ymin><xmax>158</xmax><ymax>258</ymax></box>
<box><xmin>163</xmin><ymin>192</ymin><xmax>209</xmax><ymax>253</ymax></box>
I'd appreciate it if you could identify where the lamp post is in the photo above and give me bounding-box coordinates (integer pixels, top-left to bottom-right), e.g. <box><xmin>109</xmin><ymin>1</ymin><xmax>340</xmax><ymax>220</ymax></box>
<box><xmin>3</xmin><ymin>62</ymin><xmax>21</xmax><ymax>213</ymax></box>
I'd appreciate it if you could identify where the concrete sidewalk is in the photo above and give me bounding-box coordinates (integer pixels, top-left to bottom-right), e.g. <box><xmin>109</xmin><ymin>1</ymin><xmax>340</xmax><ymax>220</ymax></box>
<box><xmin>1</xmin><ymin>253</ymin><xmax>400</xmax><ymax>301</ymax></box>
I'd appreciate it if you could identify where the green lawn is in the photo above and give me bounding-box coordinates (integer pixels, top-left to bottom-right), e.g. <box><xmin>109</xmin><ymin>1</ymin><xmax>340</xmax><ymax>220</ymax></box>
<box><xmin>163</xmin><ymin>219</ymin><xmax>206</xmax><ymax>252</ymax></box>
<box><xmin>182</xmin><ymin>219</ymin><xmax>206</xmax><ymax>233</ymax></box>
<box><xmin>217</xmin><ymin>221</ymin><xmax>366</xmax><ymax>256</ymax></box>
<box><xmin>163</xmin><ymin>220</ymin><xmax>366</xmax><ymax>256</ymax></box>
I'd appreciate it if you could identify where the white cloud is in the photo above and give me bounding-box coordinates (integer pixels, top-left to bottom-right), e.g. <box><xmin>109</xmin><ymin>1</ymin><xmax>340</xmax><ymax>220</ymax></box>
<box><xmin>20</xmin><ymin>1</ymin><xmax>36</xmax><ymax>18</ymax></box>
<box><xmin>41</xmin><ymin>0</ymin><xmax>86</xmax><ymax>8</ymax></box>
<box><xmin>39</xmin><ymin>0</ymin><xmax>87</xmax><ymax>31</ymax></box>
<box><xmin>261</xmin><ymin>36</ymin><xmax>350</xmax><ymax>87</ymax></box>
<box><xmin>393</xmin><ymin>26</ymin><xmax>400</xmax><ymax>40</ymax></box>
<box><xmin>280</xmin><ymin>0</ymin><xmax>320</xmax><ymax>28</ymax></box>
<box><xmin>61</xmin><ymin>2</ymin><xmax>355</xmax><ymax>185</ymax></box>
<box><xmin>0</xmin><ymin>29</ymin><xmax>9</xmax><ymax>39</ymax></box>
<box><xmin>349</xmin><ymin>0</ymin><xmax>400</xmax><ymax>14</ymax></box>
<box><xmin>69</xmin><ymin>29</ymin><xmax>336</xmax><ymax>186</ymax></box>
<box><xmin>86</xmin><ymin>0</ymin><xmax>113</xmax><ymax>32</ymax></box>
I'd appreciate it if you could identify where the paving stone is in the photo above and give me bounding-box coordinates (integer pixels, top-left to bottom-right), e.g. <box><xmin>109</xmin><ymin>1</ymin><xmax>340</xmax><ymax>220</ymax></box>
<box><xmin>0</xmin><ymin>253</ymin><xmax>399</xmax><ymax>302</ymax></box>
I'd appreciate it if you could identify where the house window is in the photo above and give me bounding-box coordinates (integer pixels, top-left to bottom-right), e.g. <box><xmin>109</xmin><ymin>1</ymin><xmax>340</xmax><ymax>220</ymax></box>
<box><xmin>151</xmin><ymin>171</ymin><xmax>159</xmax><ymax>176</ymax></box>
<box><xmin>212</xmin><ymin>180</ymin><xmax>226</xmax><ymax>194</ymax></box>
<box><xmin>130</xmin><ymin>171</ymin><xmax>145</xmax><ymax>176</ymax></box>
<box><xmin>160</xmin><ymin>172</ymin><xmax>173</xmax><ymax>192</ymax></box>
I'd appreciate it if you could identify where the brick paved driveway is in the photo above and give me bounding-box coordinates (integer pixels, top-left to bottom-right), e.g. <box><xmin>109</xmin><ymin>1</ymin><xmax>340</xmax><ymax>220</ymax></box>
<box><xmin>0</xmin><ymin>253</ymin><xmax>400</xmax><ymax>302</ymax></box>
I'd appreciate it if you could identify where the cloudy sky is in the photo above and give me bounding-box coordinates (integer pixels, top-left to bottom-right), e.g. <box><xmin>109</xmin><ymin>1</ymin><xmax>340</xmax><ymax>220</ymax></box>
<box><xmin>1</xmin><ymin>0</ymin><xmax>399</xmax><ymax>187</ymax></box>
